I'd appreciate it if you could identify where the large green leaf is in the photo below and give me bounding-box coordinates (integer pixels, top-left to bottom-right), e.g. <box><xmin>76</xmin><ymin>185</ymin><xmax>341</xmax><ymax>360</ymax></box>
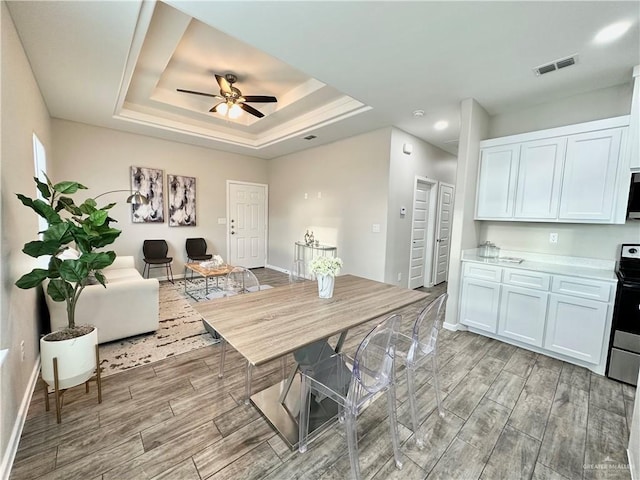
<box><xmin>47</xmin><ymin>256</ymin><xmax>62</xmax><ymax>278</ymax></box>
<box><xmin>59</xmin><ymin>259</ymin><xmax>89</xmax><ymax>283</ymax></box>
<box><xmin>53</xmin><ymin>181</ymin><xmax>87</xmax><ymax>195</ymax></box>
<box><xmin>42</xmin><ymin>222</ymin><xmax>71</xmax><ymax>243</ymax></box>
<box><xmin>34</xmin><ymin>177</ymin><xmax>51</xmax><ymax>199</ymax></box>
<box><xmin>47</xmin><ymin>279</ymin><xmax>74</xmax><ymax>302</ymax></box>
<box><xmin>88</xmin><ymin>210</ymin><xmax>108</xmax><ymax>227</ymax></box>
<box><xmin>22</xmin><ymin>240</ymin><xmax>60</xmax><ymax>258</ymax></box>
<box><xmin>82</xmin><ymin>251</ymin><xmax>116</xmax><ymax>270</ymax></box>
<box><xmin>15</xmin><ymin>269</ymin><xmax>49</xmax><ymax>289</ymax></box>
<box><xmin>16</xmin><ymin>194</ymin><xmax>61</xmax><ymax>224</ymax></box>
<box><xmin>55</xmin><ymin>196</ymin><xmax>82</xmax><ymax>215</ymax></box>
<box><xmin>89</xmin><ymin>229</ymin><xmax>121</xmax><ymax>248</ymax></box>
<box><xmin>93</xmin><ymin>271</ymin><xmax>107</xmax><ymax>288</ymax></box>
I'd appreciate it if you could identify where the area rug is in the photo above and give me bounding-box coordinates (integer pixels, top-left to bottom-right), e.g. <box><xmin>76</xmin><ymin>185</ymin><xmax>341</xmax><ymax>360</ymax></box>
<box><xmin>98</xmin><ymin>280</ymin><xmax>218</xmax><ymax>376</ymax></box>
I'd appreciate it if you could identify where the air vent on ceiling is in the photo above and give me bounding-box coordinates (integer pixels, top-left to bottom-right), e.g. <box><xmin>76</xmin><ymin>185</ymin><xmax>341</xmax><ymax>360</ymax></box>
<box><xmin>533</xmin><ymin>54</ymin><xmax>579</xmax><ymax>76</ymax></box>
<box><xmin>303</xmin><ymin>135</ymin><xmax>317</xmax><ymax>140</ymax></box>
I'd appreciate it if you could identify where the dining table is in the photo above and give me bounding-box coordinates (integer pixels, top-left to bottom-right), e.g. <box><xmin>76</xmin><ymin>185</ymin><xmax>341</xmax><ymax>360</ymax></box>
<box><xmin>193</xmin><ymin>274</ymin><xmax>429</xmax><ymax>449</ymax></box>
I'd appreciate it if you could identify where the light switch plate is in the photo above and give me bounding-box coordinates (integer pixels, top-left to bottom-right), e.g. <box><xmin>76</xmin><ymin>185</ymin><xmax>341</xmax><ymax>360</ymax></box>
<box><xmin>372</xmin><ymin>223</ymin><xmax>381</xmax><ymax>233</ymax></box>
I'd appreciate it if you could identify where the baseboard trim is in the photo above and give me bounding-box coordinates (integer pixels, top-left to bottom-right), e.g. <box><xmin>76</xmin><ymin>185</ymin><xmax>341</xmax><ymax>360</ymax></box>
<box><xmin>443</xmin><ymin>321</ymin><xmax>466</xmax><ymax>332</ymax></box>
<box><xmin>266</xmin><ymin>264</ymin><xmax>289</xmax><ymax>274</ymax></box>
<box><xmin>0</xmin><ymin>355</ymin><xmax>40</xmax><ymax>480</ymax></box>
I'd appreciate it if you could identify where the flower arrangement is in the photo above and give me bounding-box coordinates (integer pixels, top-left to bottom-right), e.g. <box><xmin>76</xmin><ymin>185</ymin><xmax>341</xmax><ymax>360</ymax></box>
<box><xmin>309</xmin><ymin>256</ymin><xmax>343</xmax><ymax>276</ymax></box>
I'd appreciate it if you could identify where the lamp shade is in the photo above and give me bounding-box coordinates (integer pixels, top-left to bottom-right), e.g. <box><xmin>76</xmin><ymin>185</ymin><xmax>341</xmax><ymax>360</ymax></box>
<box><xmin>127</xmin><ymin>191</ymin><xmax>149</xmax><ymax>205</ymax></box>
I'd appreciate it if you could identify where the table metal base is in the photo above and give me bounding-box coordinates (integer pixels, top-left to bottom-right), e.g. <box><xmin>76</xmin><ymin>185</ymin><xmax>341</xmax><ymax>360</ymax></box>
<box><xmin>250</xmin><ymin>373</ymin><xmax>339</xmax><ymax>450</ymax></box>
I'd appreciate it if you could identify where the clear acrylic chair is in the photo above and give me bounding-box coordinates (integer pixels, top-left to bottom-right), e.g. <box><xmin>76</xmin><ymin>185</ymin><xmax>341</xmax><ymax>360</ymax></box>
<box><xmin>395</xmin><ymin>293</ymin><xmax>447</xmax><ymax>448</ymax></box>
<box><xmin>298</xmin><ymin>314</ymin><xmax>403</xmax><ymax>480</ymax></box>
<box><xmin>216</xmin><ymin>266</ymin><xmax>283</xmax><ymax>403</ymax></box>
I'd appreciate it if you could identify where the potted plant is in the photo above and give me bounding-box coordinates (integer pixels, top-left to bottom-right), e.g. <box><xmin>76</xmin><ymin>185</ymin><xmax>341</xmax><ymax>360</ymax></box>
<box><xmin>308</xmin><ymin>256</ymin><xmax>343</xmax><ymax>298</ymax></box>
<box><xmin>15</xmin><ymin>175</ymin><xmax>121</xmax><ymax>390</ymax></box>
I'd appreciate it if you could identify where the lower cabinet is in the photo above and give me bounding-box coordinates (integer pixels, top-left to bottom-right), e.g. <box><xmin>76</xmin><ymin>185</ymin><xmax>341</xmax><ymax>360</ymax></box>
<box><xmin>460</xmin><ymin>277</ymin><xmax>500</xmax><ymax>333</ymax></box>
<box><xmin>498</xmin><ymin>285</ymin><xmax>548</xmax><ymax>347</ymax></box>
<box><xmin>544</xmin><ymin>293</ymin><xmax>609</xmax><ymax>363</ymax></box>
<box><xmin>459</xmin><ymin>262</ymin><xmax>614</xmax><ymax>370</ymax></box>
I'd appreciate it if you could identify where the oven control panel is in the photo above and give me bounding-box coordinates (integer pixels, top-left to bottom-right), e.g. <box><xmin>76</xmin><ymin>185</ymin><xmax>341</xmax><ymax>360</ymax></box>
<box><xmin>621</xmin><ymin>244</ymin><xmax>640</xmax><ymax>259</ymax></box>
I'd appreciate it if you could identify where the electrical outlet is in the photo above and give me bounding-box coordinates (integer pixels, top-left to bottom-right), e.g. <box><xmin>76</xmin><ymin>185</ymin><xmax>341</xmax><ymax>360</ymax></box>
<box><xmin>549</xmin><ymin>232</ymin><xmax>558</xmax><ymax>244</ymax></box>
<box><xmin>304</xmin><ymin>193</ymin><xmax>308</xmax><ymax>199</ymax></box>
<box><xmin>20</xmin><ymin>340</ymin><xmax>25</xmax><ymax>362</ymax></box>
<box><xmin>397</xmin><ymin>273</ymin><xmax>402</xmax><ymax>282</ymax></box>
<box><xmin>372</xmin><ymin>224</ymin><xmax>381</xmax><ymax>233</ymax></box>
<box><xmin>317</xmin><ymin>191</ymin><xmax>322</xmax><ymax>199</ymax></box>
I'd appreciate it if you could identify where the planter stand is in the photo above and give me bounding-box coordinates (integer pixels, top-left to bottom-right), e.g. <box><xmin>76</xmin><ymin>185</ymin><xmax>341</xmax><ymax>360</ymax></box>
<box><xmin>42</xmin><ymin>344</ymin><xmax>102</xmax><ymax>423</ymax></box>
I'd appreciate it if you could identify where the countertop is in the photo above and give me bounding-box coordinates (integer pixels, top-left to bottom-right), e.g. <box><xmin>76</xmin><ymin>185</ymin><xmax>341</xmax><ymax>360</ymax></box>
<box><xmin>462</xmin><ymin>249</ymin><xmax>618</xmax><ymax>282</ymax></box>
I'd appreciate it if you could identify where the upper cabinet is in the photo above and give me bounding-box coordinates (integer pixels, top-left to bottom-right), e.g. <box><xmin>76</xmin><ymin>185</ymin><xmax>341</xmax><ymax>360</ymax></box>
<box><xmin>475</xmin><ymin>116</ymin><xmax>630</xmax><ymax>224</ymax></box>
<box><xmin>558</xmin><ymin>128</ymin><xmax>622</xmax><ymax>221</ymax></box>
<box><xmin>476</xmin><ymin>145</ymin><xmax>519</xmax><ymax>218</ymax></box>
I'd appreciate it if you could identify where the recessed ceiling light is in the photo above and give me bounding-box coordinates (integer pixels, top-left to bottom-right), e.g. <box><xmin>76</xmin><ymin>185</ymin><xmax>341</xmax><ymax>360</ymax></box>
<box><xmin>413</xmin><ymin>110</ymin><xmax>425</xmax><ymax>118</ymax></box>
<box><xmin>594</xmin><ymin>21</ymin><xmax>632</xmax><ymax>44</ymax></box>
<box><xmin>434</xmin><ymin>120</ymin><xmax>449</xmax><ymax>131</ymax></box>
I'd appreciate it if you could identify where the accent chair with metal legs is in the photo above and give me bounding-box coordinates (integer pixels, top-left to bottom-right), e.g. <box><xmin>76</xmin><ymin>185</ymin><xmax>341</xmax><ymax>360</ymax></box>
<box><xmin>142</xmin><ymin>239</ymin><xmax>174</xmax><ymax>283</ymax></box>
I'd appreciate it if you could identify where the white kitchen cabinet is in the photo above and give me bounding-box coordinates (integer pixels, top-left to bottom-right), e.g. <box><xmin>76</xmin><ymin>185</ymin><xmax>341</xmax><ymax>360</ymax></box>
<box><xmin>514</xmin><ymin>138</ymin><xmax>566</xmax><ymax>219</ymax></box>
<box><xmin>459</xmin><ymin>258</ymin><xmax>615</xmax><ymax>373</ymax></box>
<box><xmin>558</xmin><ymin>128</ymin><xmax>623</xmax><ymax>221</ymax></box>
<box><xmin>545</xmin><ymin>293</ymin><xmax>609</xmax><ymax>363</ymax></box>
<box><xmin>475</xmin><ymin>144</ymin><xmax>519</xmax><ymax>219</ymax></box>
<box><xmin>460</xmin><ymin>277</ymin><xmax>500</xmax><ymax>333</ymax></box>
<box><xmin>476</xmin><ymin>116</ymin><xmax>629</xmax><ymax>224</ymax></box>
<box><xmin>629</xmin><ymin>65</ymin><xmax>639</xmax><ymax>171</ymax></box>
<box><xmin>498</xmin><ymin>285</ymin><xmax>548</xmax><ymax>347</ymax></box>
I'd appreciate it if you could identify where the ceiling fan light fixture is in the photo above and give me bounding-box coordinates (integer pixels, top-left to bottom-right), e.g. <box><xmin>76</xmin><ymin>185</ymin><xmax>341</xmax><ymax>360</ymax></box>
<box><xmin>216</xmin><ymin>103</ymin><xmax>229</xmax><ymax>115</ymax></box>
<box><xmin>228</xmin><ymin>103</ymin><xmax>243</xmax><ymax>119</ymax></box>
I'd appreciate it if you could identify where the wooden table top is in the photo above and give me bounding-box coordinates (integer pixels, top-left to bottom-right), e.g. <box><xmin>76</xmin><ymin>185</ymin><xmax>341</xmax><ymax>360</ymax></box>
<box><xmin>185</xmin><ymin>263</ymin><xmax>234</xmax><ymax>277</ymax></box>
<box><xmin>193</xmin><ymin>274</ymin><xmax>429</xmax><ymax>366</ymax></box>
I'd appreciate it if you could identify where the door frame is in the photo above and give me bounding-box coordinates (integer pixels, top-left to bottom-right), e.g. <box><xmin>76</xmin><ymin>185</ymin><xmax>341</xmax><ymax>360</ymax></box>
<box><xmin>226</xmin><ymin>180</ymin><xmax>269</xmax><ymax>267</ymax></box>
<box><xmin>432</xmin><ymin>181</ymin><xmax>455</xmax><ymax>284</ymax></box>
<box><xmin>408</xmin><ymin>176</ymin><xmax>438</xmax><ymax>289</ymax></box>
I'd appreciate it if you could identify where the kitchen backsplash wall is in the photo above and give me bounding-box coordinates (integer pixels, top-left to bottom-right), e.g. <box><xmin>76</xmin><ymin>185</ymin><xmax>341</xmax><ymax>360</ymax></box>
<box><xmin>479</xmin><ymin>221</ymin><xmax>640</xmax><ymax>260</ymax></box>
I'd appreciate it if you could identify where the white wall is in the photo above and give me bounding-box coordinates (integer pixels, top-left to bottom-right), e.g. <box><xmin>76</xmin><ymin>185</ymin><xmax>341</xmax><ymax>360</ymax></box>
<box><xmin>51</xmin><ymin>120</ymin><xmax>268</xmax><ymax>276</ymax></box>
<box><xmin>482</xmin><ymin>81</ymin><xmax>636</xmax><ymax>262</ymax></box>
<box><xmin>445</xmin><ymin>99</ymin><xmax>490</xmax><ymax>328</ymax></box>
<box><xmin>384</xmin><ymin>128</ymin><xmax>457</xmax><ymax>286</ymax></box>
<box><xmin>489</xmin><ymin>83</ymin><xmax>633</xmax><ymax>138</ymax></box>
<box><xmin>1</xmin><ymin>4</ymin><xmax>52</xmax><ymax>476</ymax></box>
<box><xmin>267</xmin><ymin>129</ymin><xmax>391</xmax><ymax>281</ymax></box>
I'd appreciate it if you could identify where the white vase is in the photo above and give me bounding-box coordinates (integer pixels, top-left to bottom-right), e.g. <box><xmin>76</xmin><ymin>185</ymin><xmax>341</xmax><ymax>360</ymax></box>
<box><xmin>317</xmin><ymin>274</ymin><xmax>335</xmax><ymax>298</ymax></box>
<box><xmin>40</xmin><ymin>327</ymin><xmax>98</xmax><ymax>389</ymax></box>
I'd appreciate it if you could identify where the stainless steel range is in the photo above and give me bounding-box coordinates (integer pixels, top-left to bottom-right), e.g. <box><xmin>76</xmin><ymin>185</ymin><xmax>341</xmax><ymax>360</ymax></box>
<box><xmin>606</xmin><ymin>244</ymin><xmax>640</xmax><ymax>386</ymax></box>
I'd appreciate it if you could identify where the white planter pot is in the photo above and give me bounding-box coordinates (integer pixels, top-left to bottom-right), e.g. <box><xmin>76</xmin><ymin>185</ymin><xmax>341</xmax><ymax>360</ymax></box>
<box><xmin>40</xmin><ymin>327</ymin><xmax>97</xmax><ymax>389</ymax></box>
<box><xmin>317</xmin><ymin>274</ymin><xmax>335</xmax><ymax>299</ymax></box>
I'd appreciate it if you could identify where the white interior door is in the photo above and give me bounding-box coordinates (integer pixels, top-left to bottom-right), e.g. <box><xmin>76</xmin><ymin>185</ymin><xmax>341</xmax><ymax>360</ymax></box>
<box><xmin>433</xmin><ymin>183</ymin><xmax>454</xmax><ymax>285</ymax></box>
<box><xmin>228</xmin><ymin>182</ymin><xmax>267</xmax><ymax>268</ymax></box>
<box><xmin>409</xmin><ymin>181</ymin><xmax>432</xmax><ymax>289</ymax></box>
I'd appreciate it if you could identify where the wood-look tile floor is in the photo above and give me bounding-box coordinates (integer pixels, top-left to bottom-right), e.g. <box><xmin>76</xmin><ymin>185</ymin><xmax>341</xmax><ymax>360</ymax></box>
<box><xmin>11</xmin><ymin>270</ymin><xmax>635</xmax><ymax>480</ymax></box>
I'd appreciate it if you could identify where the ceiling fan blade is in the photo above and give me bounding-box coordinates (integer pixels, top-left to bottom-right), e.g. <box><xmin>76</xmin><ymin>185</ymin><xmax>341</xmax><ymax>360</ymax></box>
<box><xmin>242</xmin><ymin>95</ymin><xmax>277</xmax><ymax>103</ymax></box>
<box><xmin>209</xmin><ymin>102</ymin><xmax>224</xmax><ymax>113</ymax></box>
<box><xmin>239</xmin><ymin>103</ymin><xmax>265</xmax><ymax>118</ymax></box>
<box><xmin>215</xmin><ymin>74</ymin><xmax>232</xmax><ymax>94</ymax></box>
<box><xmin>176</xmin><ymin>88</ymin><xmax>221</xmax><ymax>99</ymax></box>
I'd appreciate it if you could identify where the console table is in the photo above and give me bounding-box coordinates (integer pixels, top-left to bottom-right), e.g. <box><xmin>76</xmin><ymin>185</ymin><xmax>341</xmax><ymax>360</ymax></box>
<box><xmin>293</xmin><ymin>242</ymin><xmax>337</xmax><ymax>279</ymax></box>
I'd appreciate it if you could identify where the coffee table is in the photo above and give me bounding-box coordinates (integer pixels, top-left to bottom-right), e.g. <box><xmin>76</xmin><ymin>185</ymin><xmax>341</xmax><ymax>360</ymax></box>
<box><xmin>183</xmin><ymin>263</ymin><xmax>234</xmax><ymax>301</ymax></box>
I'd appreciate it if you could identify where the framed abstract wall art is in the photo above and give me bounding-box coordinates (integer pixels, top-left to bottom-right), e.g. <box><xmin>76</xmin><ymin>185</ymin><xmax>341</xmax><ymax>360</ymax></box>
<box><xmin>168</xmin><ymin>174</ymin><xmax>196</xmax><ymax>227</ymax></box>
<box><xmin>130</xmin><ymin>166</ymin><xmax>164</xmax><ymax>223</ymax></box>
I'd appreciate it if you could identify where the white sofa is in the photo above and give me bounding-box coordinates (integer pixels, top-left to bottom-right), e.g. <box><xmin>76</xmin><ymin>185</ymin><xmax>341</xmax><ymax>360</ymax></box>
<box><xmin>46</xmin><ymin>256</ymin><xmax>159</xmax><ymax>344</ymax></box>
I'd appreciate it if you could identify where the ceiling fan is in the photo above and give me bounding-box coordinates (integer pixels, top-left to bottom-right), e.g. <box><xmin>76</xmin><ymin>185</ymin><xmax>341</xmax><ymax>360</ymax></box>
<box><xmin>177</xmin><ymin>73</ymin><xmax>277</xmax><ymax>119</ymax></box>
